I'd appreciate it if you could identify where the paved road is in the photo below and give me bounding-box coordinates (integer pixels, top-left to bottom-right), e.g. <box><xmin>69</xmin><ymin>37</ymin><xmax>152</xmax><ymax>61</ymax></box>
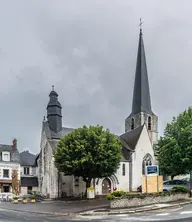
<box><xmin>0</xmin><ymin>203</ymin><xmax>192</xmax><ymax>221</ymax></box>
<box><xmin>0</xmin><ymin>199</ymin><xmax>110</xmax><ymax>214</ymax></box>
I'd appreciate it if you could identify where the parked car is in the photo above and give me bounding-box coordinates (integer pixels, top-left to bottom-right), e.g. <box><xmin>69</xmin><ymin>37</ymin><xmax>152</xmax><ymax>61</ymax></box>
<box><xmin>137</xmin><ymin>179</ymin><xmax>189</xmax><ymax>193</ymax></box>
<box><xmin>163</xmin><ymin>179</ymin><xmax>189</xmax><ymax>191</ymax></box>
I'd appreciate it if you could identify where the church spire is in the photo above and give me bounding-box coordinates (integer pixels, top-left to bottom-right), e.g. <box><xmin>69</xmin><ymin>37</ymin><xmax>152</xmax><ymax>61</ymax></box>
<box><xmin>131</xmin><ymin>24</ymin><xmax>152</xmax><ymax>116</ymax></box>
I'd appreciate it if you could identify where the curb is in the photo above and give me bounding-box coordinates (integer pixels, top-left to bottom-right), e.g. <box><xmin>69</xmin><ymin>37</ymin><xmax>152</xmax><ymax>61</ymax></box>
<box><xmin>80</xmin><ymin>200</ymin><xmax>192</xmax><ymax>216</ymax></box>
<box><xmin>0</xmin><ymin>200</ymin><xmax>192</xmax><ymax>217</ymax></box>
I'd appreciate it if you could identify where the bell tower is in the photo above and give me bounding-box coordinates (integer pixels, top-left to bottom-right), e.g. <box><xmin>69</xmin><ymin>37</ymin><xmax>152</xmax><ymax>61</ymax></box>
<box><xmin>47</xmin><ymin>86</ymin><xmax>62</xmax><ymax>133</ymax></box>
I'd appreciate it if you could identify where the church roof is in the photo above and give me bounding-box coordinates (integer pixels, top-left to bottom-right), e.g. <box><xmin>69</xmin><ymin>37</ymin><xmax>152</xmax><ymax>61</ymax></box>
<box><xmin>120</xmin><ymin>125</ymin><xmax>144</xmax><ymax>151</ymax></box>
<box><xmin>130</xmin><ymin>29</ymin><xmax>153</xmax><ymax>117</ymax></box>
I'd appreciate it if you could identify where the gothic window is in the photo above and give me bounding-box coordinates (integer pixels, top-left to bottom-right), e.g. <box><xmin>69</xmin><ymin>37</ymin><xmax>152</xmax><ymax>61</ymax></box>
<box><xmin>122</xmin><ymin>163</ymin><xmax>125</xmax><ymax>176</ymax></box>
<box><xmin>148</xmin><ymin>116</ymin><xmax>152</xmax><ymax>130</ymax></box>
<box><xmin>142</xmin><ymin>154</ymin><xmax>152</xmax><ymax>175</ymax></box>
<box><xmin>131</xmin><ymin>118</ymin><xmax>135</xmax><ymax>130</ymax></box>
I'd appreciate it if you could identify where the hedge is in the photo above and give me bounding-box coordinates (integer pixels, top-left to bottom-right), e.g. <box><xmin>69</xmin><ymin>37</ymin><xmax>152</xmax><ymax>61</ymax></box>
<box><xmin>107</xmin><ymin>186</ymin><xmax>189</xmax><ymax>200</ymax></box>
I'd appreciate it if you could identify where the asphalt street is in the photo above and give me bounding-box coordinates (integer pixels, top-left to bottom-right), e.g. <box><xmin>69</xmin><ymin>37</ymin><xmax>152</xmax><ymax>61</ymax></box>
<box><xmin>0</xmin><ymin>204</ymin><xmax>192</xmax><ymax>221</ymax></box>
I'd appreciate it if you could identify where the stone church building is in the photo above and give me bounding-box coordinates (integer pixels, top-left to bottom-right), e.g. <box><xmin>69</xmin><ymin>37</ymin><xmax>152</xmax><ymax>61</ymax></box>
<box><xmin>37</xmin><ymin>28</ymin><xmax>158</xmax><ymax>198</ymax></box>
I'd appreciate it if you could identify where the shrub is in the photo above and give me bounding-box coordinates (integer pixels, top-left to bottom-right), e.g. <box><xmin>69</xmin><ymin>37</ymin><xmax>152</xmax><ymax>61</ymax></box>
<box><xmin>107</xmin><ymin>194</ymin><xmax>115</xmax><ymax>200</ymax></box>
<box><xmin>30</xmin><ymin>195</ymin><xmax>36</xmax><ymax>200</ymax></box>
<box><xmin>111</xmin><ymin>190</ymin><xmax>126</xmax><ymax>197</ymax></box>
<box><xmin>13</xmin><ymin>196</ymin><xmax>18</xmax><ymax>200</ymax></box>
<box><xmin>172</xmin><ymin>186</ymin><xmax>189</xmax><ymax>193</ymax></box>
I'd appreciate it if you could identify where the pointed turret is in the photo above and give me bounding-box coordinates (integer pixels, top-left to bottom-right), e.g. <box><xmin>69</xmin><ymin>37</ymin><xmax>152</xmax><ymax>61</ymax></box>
<box><xmin>131</xmin><ymin>28</ymin><xmax>152</xmax><ymax>116</ymax></box>
<box><xmin>47</xmin><ymin>86</ymin><xmax>62</xmax><ymax>133</ymax></box>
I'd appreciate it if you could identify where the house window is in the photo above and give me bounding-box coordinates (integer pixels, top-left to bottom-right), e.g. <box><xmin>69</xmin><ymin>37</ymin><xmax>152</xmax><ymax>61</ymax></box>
<box><xmin>122</xmin><ymin>163</ymin><xmax>125</xmax><ymax>176</ymax></box>
<box><xmin>3</xmin><ymin>169</ymin><xmax>9</xmax><ymax>178</ymax></box>
<box><xmin>131</xmin><ymin>118</ymin><xmax>135</xmax><ymax>130</ymax></box>
<box><xmin>148</xmin><ymin>116</ymin><xmax>152</xmax><ymax>130</ymax></box>
<box><xmin>2</xmin><ymin>152</ymin><xmax>10</xmax><ymax>161</ymax></box>
<box><xmin>24</xmin><ymin>167</ymin><xmax>30</xmax><ymax>175</ymax></box>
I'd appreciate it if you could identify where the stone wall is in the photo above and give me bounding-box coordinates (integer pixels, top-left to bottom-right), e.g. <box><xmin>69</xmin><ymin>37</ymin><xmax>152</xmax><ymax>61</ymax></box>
<box><xmin>110</xmin><ymin>193</ymin><xmax>189</xmax><ymax>208</ymax></box>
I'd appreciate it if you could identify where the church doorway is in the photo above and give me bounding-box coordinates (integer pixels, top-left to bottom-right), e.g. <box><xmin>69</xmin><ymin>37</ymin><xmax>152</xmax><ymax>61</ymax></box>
<box><xmin>102</xmin><ymin>178</ymin><xmax>111</xmax><ymax>194</ymax></box>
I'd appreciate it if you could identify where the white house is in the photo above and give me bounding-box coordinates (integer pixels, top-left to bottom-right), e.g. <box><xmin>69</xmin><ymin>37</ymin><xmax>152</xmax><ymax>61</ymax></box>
<box><xmin>0</xmin><ymin>139</ymin><xmax>20</xmax><ymax>194</ymax></box>
<box><xmin>37</xmin><ymin>27</ymin><xmax>158</xmax><ymax>198</ymax></box>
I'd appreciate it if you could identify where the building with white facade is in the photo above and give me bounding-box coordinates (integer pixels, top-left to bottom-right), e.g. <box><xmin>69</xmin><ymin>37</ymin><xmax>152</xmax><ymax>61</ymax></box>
<box><xmin>0</xmin><ymin>139</ymin><xmax>20</xmax><ymax>194</ymax></box>
<box><xmin>37</xmin><ymin>27</ymin><xmax>158</xmax><ymax>198</ymax></box>
<box><xmin>0</xmin><ymin>139</ymin><xmax>38</xmax><ymax>197</ymax></box>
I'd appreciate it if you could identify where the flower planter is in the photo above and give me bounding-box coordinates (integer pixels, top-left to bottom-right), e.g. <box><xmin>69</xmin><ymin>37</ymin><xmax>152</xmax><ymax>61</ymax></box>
<box><xmin>87</xmin><ymin>189</ymin><xmax>95</xmax><ymax>199</ymax></box>
<box><xmin>30</xmin><ymin>199</ymin><xmax>36</xmax><ymax>203</ymax></box>
<box><xmin>22</xmin><ymin>199</ymin><xmax>28</xmax><ymax>204</ymax></box>
<box><xmin>12</xmin><ymin>200</ymin><xmax>18</xmax><ymax>204</ymax></box>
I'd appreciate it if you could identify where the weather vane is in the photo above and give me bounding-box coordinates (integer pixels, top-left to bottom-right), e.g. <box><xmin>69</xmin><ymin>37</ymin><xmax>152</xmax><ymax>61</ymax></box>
<box><xmin>138</xmin><ymin>18</ymin><xmax>144</xmax><ymax>30</ymax></box>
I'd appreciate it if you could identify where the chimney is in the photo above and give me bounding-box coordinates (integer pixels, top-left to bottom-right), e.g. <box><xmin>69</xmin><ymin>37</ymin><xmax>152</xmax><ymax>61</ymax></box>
<box><xmin>13</xmin><ymin>138</ymin><xmax>17</xmax><ymax>149</ymax></box>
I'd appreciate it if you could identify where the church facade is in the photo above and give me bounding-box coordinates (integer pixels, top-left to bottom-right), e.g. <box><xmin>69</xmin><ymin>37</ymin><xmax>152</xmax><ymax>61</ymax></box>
<box><xmin>37</xmin><ymin>28</ymin><xmax>158</xmax><ymax>198</ymax></box>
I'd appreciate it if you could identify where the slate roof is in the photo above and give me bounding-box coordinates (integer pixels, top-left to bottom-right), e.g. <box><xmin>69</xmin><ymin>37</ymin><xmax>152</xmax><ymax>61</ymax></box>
<box><xmin>0</xmin><ymin>144</ymin><xmax>12</xmax><ymax>152</ymax></box>
<box><xmin>130</xmin><ymin>29</ymin><xmax>153</xmax><ymax>117</ymax></box>
<box><xmin>120</xmin><ymin>125</ymin><xmax>144</xmax><ymax>151</ymax></box>
<box><xmin>20</xmin><ymin>151</ymin><xmax>37</xmax><ymax>166</ymax></box>
<box><xmin>0</xmin><ymin>144</ymin><xmax>20</xmax><ymax>163</ymax></box>
<box><xmin>21</xmin><ymin>177</ymin><xmax>38</xmax><ymax>187</ymax></box>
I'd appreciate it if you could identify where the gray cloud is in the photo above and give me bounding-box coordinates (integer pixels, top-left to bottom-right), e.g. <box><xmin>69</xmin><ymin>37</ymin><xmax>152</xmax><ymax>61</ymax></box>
<box><xmin>0</xmin><ymin>0</ymin><xmax>191</xmax><ymax>153</ymax></box>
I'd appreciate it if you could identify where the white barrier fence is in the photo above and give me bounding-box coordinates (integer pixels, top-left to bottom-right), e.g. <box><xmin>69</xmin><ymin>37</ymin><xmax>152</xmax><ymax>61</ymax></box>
<box><xmin>0</xmin><ymin>193</ymin><xmax>13</xmax><ymax>202</ymax></box>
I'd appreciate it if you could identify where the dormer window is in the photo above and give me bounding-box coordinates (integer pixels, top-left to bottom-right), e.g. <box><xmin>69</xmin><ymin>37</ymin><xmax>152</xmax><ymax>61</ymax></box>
<box><xmin>2</xmin><ymin>152</ymin><xmax>10</xmax><ymax>161</ymax></box>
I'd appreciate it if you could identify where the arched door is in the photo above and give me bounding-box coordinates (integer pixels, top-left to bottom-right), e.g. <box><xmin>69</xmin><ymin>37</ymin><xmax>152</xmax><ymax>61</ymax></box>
<box><xmin>102</xmin><ymin>178</ymin><xmax>111</xmax><ymax>194</ymax></box>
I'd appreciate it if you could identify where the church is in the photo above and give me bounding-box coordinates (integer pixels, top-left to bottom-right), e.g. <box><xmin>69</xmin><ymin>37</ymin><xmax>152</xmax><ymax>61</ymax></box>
<box><xmin>37</xmin><ymin>27</ymin><xmax>158</xmax><ymax>198</ymax></box>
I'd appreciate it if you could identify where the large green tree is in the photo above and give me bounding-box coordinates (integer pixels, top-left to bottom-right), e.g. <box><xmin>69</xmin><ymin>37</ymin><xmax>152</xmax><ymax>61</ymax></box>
<box><xmin>54</xmin><ymin>125</ymin><xmax>122</xmax><ymax>191</ymax></box>
<box><xmin>157</xmin><ymin>107</ymin><xmax>192</xmax><ymax>179</ymax></box>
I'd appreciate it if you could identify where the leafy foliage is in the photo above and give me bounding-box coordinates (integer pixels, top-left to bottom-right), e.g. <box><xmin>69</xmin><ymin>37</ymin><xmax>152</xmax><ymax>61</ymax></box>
<box><xmin>172</xmin><ymin>186</ymin><xmax>189</xmax><ymax>193</ymax></box>
<box><xmin>110</xmin><ymin>190</ymin><xmax>126</xmax><ymax>197</ymax></box>
<box><xmin>156</xmin><ymin>107</ymin><xmax>192</xmax><ymax>178</ymax></box>
<box><xmin>54</xmin><ymin>125</ymin><xmax>122</xmax><ymax>188</ymax></box>
<box><xmin>107</xmin><ymin>187</ymin><xmax>189</xmax><ymax>200</ymax></box>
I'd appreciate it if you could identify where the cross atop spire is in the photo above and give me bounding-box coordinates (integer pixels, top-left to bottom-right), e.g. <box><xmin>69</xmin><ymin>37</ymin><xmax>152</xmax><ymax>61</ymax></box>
<box><xmin>52</xmin><ymin>85</ymin><xmax>54</xmax><ymax>91</ymax></box>
<box><xmin>138</xmin><ymin>18</ymin><xmax>144</xmax><ymax>32</ymax></box>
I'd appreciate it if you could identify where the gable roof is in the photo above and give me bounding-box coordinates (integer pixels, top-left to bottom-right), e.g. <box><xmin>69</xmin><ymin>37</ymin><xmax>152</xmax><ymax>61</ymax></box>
<box><xmin>20</xmin><ymin>151</ymin><xmax>37</xmax><ymax>166</ymax></box>
<box><xmin>120</xmin><ymin>125</ymin><xmax>144</xmax><ymax>151</ymax></box>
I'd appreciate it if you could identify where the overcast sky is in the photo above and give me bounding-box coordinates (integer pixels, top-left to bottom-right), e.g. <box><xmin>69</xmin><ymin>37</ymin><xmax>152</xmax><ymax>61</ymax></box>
<box><xmin>0</xmin><ymin>0</ymin><xmax>192</xmax><ymax>153</ymax></box>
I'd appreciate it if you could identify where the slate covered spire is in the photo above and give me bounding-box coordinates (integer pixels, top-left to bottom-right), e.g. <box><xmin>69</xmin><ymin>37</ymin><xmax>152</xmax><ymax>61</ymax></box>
<box><xmin>131</xmin><ymin>28</ymin><xmax>152</xmax><ymax>115</ymax></box>
<box><xmin>47</xmin><ymin>86</ymin><xmax>62</xmax><ymax>133</ymax></box>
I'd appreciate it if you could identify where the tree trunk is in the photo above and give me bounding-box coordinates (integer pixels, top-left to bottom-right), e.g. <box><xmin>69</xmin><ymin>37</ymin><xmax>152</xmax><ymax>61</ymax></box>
<box><xmin>171</xmin><ymin>175</ymin><xmax>174</xmax><ymax>180</ymax></box>
<box><xmin>83</xmin><ymin>177</ymin><xmax>92</xmax><ymax>198</ymax></box>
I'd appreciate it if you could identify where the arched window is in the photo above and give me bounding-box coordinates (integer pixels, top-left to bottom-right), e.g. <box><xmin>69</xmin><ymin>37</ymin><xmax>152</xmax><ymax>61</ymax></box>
<box><xmin>122</xmin><ymin>163</ymin><xmax>125</xmax><ymax>176</ymax></box>
<box><xmin>131</xmin><ymin>118</ymin><xmax>134</xmax><ymax>130</ymax></box>
<box><xmin>142</xmin><ymin>154</ymin><xmax>152</xmax><ymax>175</ymax></box>
<box><xmin>148</xmin><ymin>116</ymin><xmax>151</xmax><ymax>130</ymax></box>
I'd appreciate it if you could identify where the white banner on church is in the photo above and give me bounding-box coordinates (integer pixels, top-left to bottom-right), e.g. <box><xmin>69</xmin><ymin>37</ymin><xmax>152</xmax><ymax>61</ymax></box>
<box><xmin>146</xmin><ymin>165</ymin><xmax>159</xmax><ymax>176</ymax></box>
